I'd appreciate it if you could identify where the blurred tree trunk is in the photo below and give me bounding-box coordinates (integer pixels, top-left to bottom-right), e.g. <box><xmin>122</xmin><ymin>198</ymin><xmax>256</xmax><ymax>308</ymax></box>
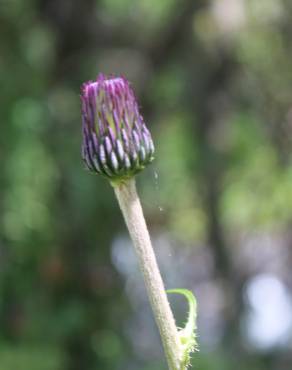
<box><xmin>182</xmin><ymin>17</ymin><xmax>246</xmax><ymax>355</ymax></box>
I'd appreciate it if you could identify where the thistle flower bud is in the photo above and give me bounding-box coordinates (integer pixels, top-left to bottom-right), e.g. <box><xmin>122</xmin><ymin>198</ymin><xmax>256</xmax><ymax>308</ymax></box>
<box><xmin>81</xmin><ymin>74</ymin><xmax>154</xmax><ymax>182</ymax></box>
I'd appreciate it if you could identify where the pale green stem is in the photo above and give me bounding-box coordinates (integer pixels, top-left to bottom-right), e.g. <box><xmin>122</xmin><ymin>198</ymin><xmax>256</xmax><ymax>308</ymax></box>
<box><xmin>113</xmin><ymin>178</ymin><xmax>181</xmax><ymax>370</ymax></box>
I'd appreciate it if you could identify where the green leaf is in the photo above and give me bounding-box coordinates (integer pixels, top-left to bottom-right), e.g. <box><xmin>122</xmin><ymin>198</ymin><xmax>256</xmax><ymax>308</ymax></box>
<box><xmin>167</xmin><ymin>289</ymin><xmax>198</xmax><ymax>370</ymax></box>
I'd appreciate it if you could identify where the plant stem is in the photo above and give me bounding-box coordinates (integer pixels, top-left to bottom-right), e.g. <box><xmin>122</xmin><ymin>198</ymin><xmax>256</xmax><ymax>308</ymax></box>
<box><xmin>113</xmin><ymin>178</ymin><xmax>181</xmax><ymax>370</ymax></box>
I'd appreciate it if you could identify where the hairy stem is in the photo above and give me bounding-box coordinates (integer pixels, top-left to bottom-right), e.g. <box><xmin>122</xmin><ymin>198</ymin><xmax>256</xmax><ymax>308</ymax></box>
<box><xmin>113</xmin><ymin>178</ymin><xmax>181</xmax><ymax>370</ymax></box>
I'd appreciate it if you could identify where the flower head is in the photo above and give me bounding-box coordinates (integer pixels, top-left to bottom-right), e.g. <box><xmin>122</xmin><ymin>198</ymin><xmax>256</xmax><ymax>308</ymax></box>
<box><xmin>81</xmin><ymin>74</ymin><xmax>154</xmax><ymax>182</ymax></box>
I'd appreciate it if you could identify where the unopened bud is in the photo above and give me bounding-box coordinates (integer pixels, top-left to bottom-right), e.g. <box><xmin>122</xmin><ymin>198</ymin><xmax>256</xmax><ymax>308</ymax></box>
<box><xmin>81</xmin><ymin>74</ymin><xmax>154</xmax><ymax>182</ymax></box>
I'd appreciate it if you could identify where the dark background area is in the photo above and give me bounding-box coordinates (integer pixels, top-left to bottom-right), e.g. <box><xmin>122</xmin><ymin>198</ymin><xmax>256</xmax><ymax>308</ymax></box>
<box><xmin>0</xmin><ymin>0</ymin><xmax>292</xmax><ymax>369</ymax></box>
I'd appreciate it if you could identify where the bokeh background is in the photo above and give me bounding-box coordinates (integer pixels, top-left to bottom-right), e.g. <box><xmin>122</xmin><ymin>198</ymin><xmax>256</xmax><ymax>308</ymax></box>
<box><xmin>1</xmin><ymin>0</ymin><xmax>292</xmax><ymax>369</ymax></box>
